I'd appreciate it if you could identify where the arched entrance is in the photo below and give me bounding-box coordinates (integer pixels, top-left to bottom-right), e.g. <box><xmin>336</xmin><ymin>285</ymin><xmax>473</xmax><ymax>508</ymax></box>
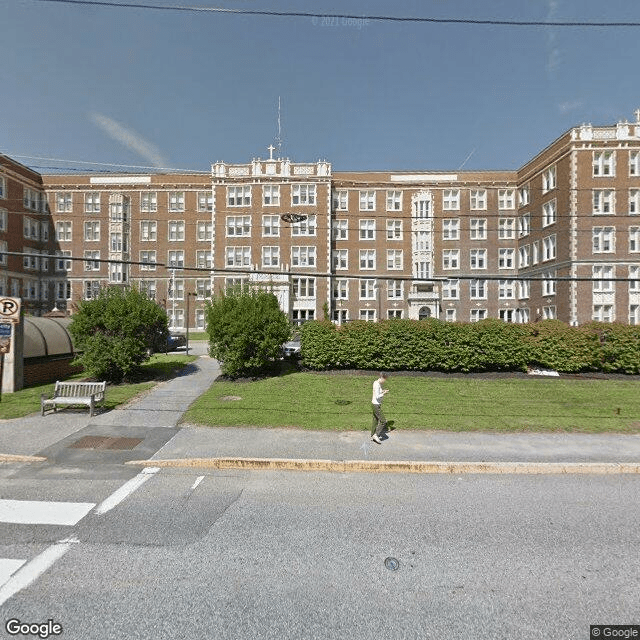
<box><xmin>418</xmin><ymin>306</ymin><xmax>431</xmax><ymax>320</ymax></box>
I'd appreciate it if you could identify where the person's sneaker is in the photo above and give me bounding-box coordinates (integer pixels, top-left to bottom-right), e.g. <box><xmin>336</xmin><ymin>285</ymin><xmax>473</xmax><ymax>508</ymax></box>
<box><xmin>371</xmin><ymin>435</ymin><xmax>382</xmax><ymax>444</ymax></box>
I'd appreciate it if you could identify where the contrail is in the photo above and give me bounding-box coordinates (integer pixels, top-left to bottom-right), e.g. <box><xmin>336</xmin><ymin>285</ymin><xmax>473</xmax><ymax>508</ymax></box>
<box><xmin>90</xmin><ymin>112</ymin><xmax>167</xmax><ymax>168</ymax></box>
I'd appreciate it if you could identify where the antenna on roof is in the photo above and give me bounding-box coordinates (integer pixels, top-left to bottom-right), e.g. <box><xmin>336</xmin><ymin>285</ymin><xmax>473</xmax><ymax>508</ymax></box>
<box><xmin>275</xmin><ymin>96</ymin><xmax>283</xmax><ymax>157</ymax></box>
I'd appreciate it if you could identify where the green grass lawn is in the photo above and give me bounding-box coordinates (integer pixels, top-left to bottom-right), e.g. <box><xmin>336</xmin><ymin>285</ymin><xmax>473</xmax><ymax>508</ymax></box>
<box><xmin>183</xmin><ymin>371</ymin><xmax>640</xmax><ymax>433</ymax></box>
<box><xmin>0</xmin><ymin>354</ymin><xmax>197</xmax><ymax>420</ymax></box>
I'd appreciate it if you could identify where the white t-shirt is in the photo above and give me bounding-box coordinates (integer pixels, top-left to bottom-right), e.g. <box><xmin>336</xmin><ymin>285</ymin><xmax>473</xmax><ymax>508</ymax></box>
<box><xmin>372</xmin><ymin>379</ymin><xmax>385</xmax><ymax>405</ymax></box>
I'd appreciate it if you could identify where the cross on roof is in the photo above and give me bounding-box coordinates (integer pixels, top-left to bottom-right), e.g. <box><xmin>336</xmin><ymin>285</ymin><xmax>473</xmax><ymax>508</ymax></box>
<box><xmin>634</xmin><ymin>109</ymin><xmax>640</xmax><ymax>123</ymax></box>
<box><xmin>267</xmin><ymin>144</ymin><xmax>275</xmax><ymax>160</ymax></box>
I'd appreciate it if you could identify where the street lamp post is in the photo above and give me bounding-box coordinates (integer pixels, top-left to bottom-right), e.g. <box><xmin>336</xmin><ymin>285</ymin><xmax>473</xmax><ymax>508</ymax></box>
<box><xmin>185</xmin><ymin>292</ymin><xmax>196</xmax><ymax>355</ymax></box>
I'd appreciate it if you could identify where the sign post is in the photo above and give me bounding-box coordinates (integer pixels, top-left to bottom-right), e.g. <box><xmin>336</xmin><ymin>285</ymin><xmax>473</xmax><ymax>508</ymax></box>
<box><xmin>0</xmin><ymin>297</ymin><xmax>22</xmax><ymax>397</ymax></box>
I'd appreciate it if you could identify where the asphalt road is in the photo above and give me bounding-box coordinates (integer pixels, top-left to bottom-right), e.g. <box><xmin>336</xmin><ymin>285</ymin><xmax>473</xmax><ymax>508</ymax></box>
<box><xmin>1</xmin><ymin>466</ymin><xmax>638</xmax><ymax>640</ymax></box>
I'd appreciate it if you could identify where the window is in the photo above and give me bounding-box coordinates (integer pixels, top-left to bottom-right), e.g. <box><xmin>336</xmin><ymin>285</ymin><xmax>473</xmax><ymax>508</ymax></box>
<box><xmin>359</xmin><ymin>219</ymin><xmax>375</xmax><ymax>240</ymax></box>
<box><xmin>331</xmin><ymin>220</ymin><xmax>347</xmax><ymax>241</ymax></box>
<box><xmin>518</xmin><ymin>185</ymin><xmax>530</xmax><ymax>207</ymax></box>
<box><xmin>630</xmin><ymin>151</ymin><xmax>640</xmax><ymax>177</ymax></box>
<box><xmin>168</xmin><ymin>308</ymin><xmax>184</xmax><ymax>329</ymax></box>
<box><xmin>386</xmin><ymin>250</ymin><xmax>403</xmax><ymax>270</ymax></box>
<box><xmin>226</xmin><ymin>216</ymin><xmax>251</xmax><ymax>237</ymax></box>
<box><xmin>542</xmin><ymin>271</ymin><xmax>556</xmax><ymax>296</ymax></box>
<box><xmin>168</xmin><ymin>221</ymin><xmax>185</xmax><ymax>242</ymax></box>
<box><xmin>84</xmin><ymin>221</ymin><xmax>100</xmax><ymax>242</ymax></box>
<box><xmin>532</xmin><ymin>241</ymin><xmax>540</xmax><ymax>264</ymax></box>
<box><xmin>225</xmin><ymin>247</ymin><xmax>250</xmax><ymax>267</ymax></box>
<box><xmin>196</xmin><ymin>250</ymin><xmax>212</xmax><ymax>269</ymax></box>
<box><xmin>388</xmin><ymin>309</ymin><xmax>403</xmax><ymax>319</ymax></box>
<box><xmin>333</xmin><ymin>249</ymin><xmax>348</xmax><ymax>270</ymax></box>
<box><xmin>333</xmin><ymin>279</ymin><xmax>348</xmax><ymax>300</ymax></box>
<box><xmin>444</xmin><ymin>309</ymin><xmax>457</xmax><ymax>322</ymax></box>
<box><xmin>629</xmin><ymin>266</ymin><xmax>640</xmax><ymax>293</ymax></box>
<box><xmin>84</xmin><ymin>281</ymin><xmax>101</xmax><ymax>300</ymax></box>
<box><xmin>498</xmin><ymin>218</ymin><xmax>515</xmax><ymax>239</ymax></box>
<box><xmin>293</xmin><ymin>278</ymin><xmax>315</xmax><ymax>298</ymax></box>
<box><xmin>55</xmin><ymin>221</ymin><xmax>72</xmax><ymax>242</ymax></box>
<box><xmin>84</xmin><ymin>192</ymin><xmax>101</xmax><ymax>213</ymax></box>
<box><xmin>140</xmin><ymin>251</ymin><xmax>156</xmax><ymax>271</ymax></box>
<box><xmin>23</xmin><ymin>248</ymin><xmax>39</xmax><ymax>271</ymax></box>
<box><xmin>470</xmin><ymin>249</ymin><xmax>487</xmax><ymax>269</ymax></box>
<box><xmin>630</xmin><ymin>190</ymin><xmax>640</xmax><ymax>214</ymax></box>
<box><xmin>415</xmin><ymin>197</ymin><xmax>430</xmax><ymax>218</ymax></box>
<box><xmin>470</xmin><ymin>309</ymin><xmax>487</xmax><ymax>322</ymax></box>
<box><xmin>415</xmin><ymin>230</ymin><xmax>430</xmax><ymax>251</ymax></box>
<box><xmin>499</xmin><ymin>248</ymin><xmax>515</xmax><ymax>269</ymax></box>
<box><xmin>630</xmin><ymin>304</ymin><xmax>640</xmax><ymax>325</ymax></box>
<box><xmin>593</xmin><ymin>151</ymin><xmax>615</xmax><ymax>177</ymax></box>
<box><xmin>359</xmin><ymin>279</ymin><xmax>376</xmax><ymax>300</ymax></box>
<box><xmin>228</xmin><ymin>186</ymin><xmax>251</xmax><ymax>207</ymax></box>
<box><xmin>542</xmin><ymin>166</ymin><xmax>556</xmax><ymax>193</ymax></box>
<box><xmin>292</xmin><ymin>184</ymin><xmax>316</xmax><ymax>206</ymax></box>
<box><xmin>416</xmin><ymin>261</ymin><xmax>430</xmax><ymax>279</ymax></box>
<box><xmin>499</xmin><ymin>280</ymin><xmax>516</xmax><ymax>299</ymax></box>
<box><xmin>0</xmin><ymin>177</ymin><xmax>5</xmax><ymax>199</ymax></box>
<box><xmin>168</xmin><ymin>250</ymin><xmax>185</xmax><ymax>268</ymax></box>
<box><xmin>291</xmin><ymin>215</ymin><xmax>316</xmax><ymax>236</ymax></box>
<box><xmin>359</xmin><ymin>249</ymin><xmax>376</xmax><ymax>270</ymax></box>
<box><xmin>292</xmin><ymin>309</ymin><xmax>315</xmax><ymax>325</ymax></box>
<box><xmin>110</xmin><ymin>198</ymin><xmax>129</xmax><ymax>222</ymax></box>
<box><xmin>499</xmin><ymin>309</ymin><xmax>516</xmax><ymax>323</ymax></box>
<box><xmin>359</xmin><ymin>309</ymin><xmax>376</xmax><ymax>322</ymax></box>
<box><xmin>196</xmin><ymin>279</ymin><xmax>211</xmax><ymax>300</ymax></box>
<box><xmin>442</xmin><ymin>250</ymin><xmax>459</xmax><ymax>270</ymax></box>
<box><xmin>196</xmin><ymin>309</ymin><xmax>206</xmax><ymax>329</ymax></box>
<box><xmin>542</xmin><ymin>235</ymin><xmax>557</xmax><ymax>261</ymax></box>
<box><xmin>168</xmin><ymin>192</ymin><xmax>185</xmax><ymax>212</ymax></box>
<box><xmin>593</xmin><ymin>305</ymin><xmax>614</xmax><ymax>323</ymax></box>
<box><xmin>498</xmin><ymin>189</ymin><xmax>515</xmax><ymax>210</ymax></box>
<box><xmin>262</xmin><ymin>215</ymin><xmax>280</xmax><ymax>237</ymax></box>
<box><xmin>387</xmin><ymin>280</ymin><xmax>403</xmax><ymax>300</ymax></box>
<box><xmin>470</xmin><ymin>218</ymin><xmax>487</xmax><ymax>240</ymax></box>
<box><xmin>543</xmin><ymin>200</ymin><xmax>557</xmax><ymax>227</ymax></box>
<box><xmin>359</xmin><ymin>190</ymin><xmax>375</xmax><ymax>211</ymax></box>
<box><xmin>442</xmin><ymin>279</ymin><xmax>459</xmax><ymax>300</ymax></box>
<box><xmin>442</xmin><ymin>219</ymin><xmax>460</xmax><ymax>240</ymax></box>
<box><xmin>442</xmin><ymin>189</ymin><xmax>460</xmax><ymax>211</ymax></box>
<box><xmin>592</xmin><ymin>227</ymin><xmax>615</xmax><ymax>253</ymax></box>
<box><xmin>41</xmin><ymin>221</ymin><xmax>49</xmax><ymax>241</ymax></box>
<box><xmin>593</xmin><ymin>190</ymin><xmax>615</xmax><ymax>214</ymax></box>
<box><xmin>592</xmin><ymin>265</ymin><xmax>614</xmax><ymax>292</ymax></box>
<box><xmin>386</xmin><ymin>190</ymin><xmax>402</xmax><ymax>211</ymax></box>
<box><xmin>386</xmin><ymin>220</ymin><xmax>402</xmax><ymax>240</ymax></box>
<box><xmin>56</xmin><ymin>193</ymin><xmax>73</xmax><ymax>212</ymax></box>
<box><xmin>332</xmin><ymin>190</ymin><xmax>348</xmax><ymax>210</ymax></box>
<box><xmin>261</xmin><ymin>246</ymin><xmax>280</xmax><ymax>267</ymax></box>
<box><xmin>140</xmin><ymin>192</ymin><xmax>157</xmax><ymax>212</ymax></box>
<box><xmin>518</xmin><ymin>245</ymin><xmax>530</xmax><ymax>268</ymax></box>
<box><xmin>110</xmin><ymin>232</ymin><xmax>125</xmax><ymax>252</ymax></box>
<box><xmin>0</xmin><ymin>208</ymin><xmax>6</xmax><ymax>232</ymax></box>
<box><xmin>84</xmin><ymin>250</ymin><xmax>100</xmax><ymax>271</ymax></box>
<box><xmin>518</xmin><ymin>213</ymin><xmax>531</xmax><ymax>238</ymax></box>
<box><xmin>469</xmin><ymin>279</ymin><xmax>487</xmax><ymax>299</ymax></box>
<box><xmin>56</xmin><ymin>251</ymin><xmax>72</xmax><ymax>272</ymax></box>
<box><xmin>263</xmin><ymin>185</ymin><xmax>280</xmax><ymax>206</ymax></box>
<box><xmin>23</xmin><ymin>188</ymin><xmax>39</xmax><ymax>210</ymax></box>
<box><xmin>630</xmin><ymin>227</ymin><xmax>640</xmax><ymax>253</ymax></box>
<box><xmin>197</xmin><ymin>220</ymin><xmax>213</xmax><ymax>241</ymax></box>
<box><xmin>198</xmin><ymin>191</ymin><xmax>213</xmax><ymax>212</ymax></box>
<box><xmin>470</xmin><ymin>190</ymin><xmax>487</xmax><ymax>210</ymax></box>
<box><xmin>56</xmin><ymin>281</ymin><xmax>71</xmax><ymax>301</ymax></box>
<box><xmin>519</xmin><ymin>280</ymin><xmax>530</xmax><ymax>300</ymax></box>
<box><xmin>140</xmin><ymin>220</ymin><xmax>157</xmax><ymax>241</ymax></box>
<box><xmin>169</xmin><ymin>279</ymin><xmax>184</xmax><ymax>300</ymax></box>
<box><xmin>291</xmin><ymin>246</ymin><xmax>316</xmax><ymax>267</ymax></box>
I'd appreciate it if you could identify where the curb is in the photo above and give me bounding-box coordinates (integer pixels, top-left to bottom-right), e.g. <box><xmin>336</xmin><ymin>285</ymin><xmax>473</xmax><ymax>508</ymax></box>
<box><xmin>0</xmin><ymin>454</ymin><xmax>47</xmax><ymax>464</ymax></box>
<box><xmin>126</xmin><ymin>457</ymin><xmax>640</xmax><ymax>474</ymax></box>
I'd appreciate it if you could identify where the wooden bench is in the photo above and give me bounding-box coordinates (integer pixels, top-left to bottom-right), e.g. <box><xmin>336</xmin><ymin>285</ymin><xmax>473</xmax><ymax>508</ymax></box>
<box><xmin>41</xmin><ymin>381</ymin><xmax>107</xmax><ymax>417</ymax></box>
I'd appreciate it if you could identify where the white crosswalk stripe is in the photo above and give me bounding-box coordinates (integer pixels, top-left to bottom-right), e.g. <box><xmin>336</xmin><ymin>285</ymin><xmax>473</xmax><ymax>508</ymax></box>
<box><xmin>0</xmin><ymin>499</ymin><xmax>96</xmax><ymax>526</ymax></box>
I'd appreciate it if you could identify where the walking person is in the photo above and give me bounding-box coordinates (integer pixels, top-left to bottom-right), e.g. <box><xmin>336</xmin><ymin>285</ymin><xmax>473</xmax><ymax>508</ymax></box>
<box><xmin>371</xmin><ymin>372</ymin><xmax>389</xmax><ymax>444</ymax></box>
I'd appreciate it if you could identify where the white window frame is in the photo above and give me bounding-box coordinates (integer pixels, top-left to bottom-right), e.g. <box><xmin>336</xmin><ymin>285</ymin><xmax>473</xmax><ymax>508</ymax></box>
<box><xmin>470</xmin><ymin>190</ymin><xmax>487</xmax><ymax>210</ymax></box>
<box><xmin>359</xmin><ymin>190</ymin><xmax>376</xmax><ymax>211</ymax></box>
<box><xmin>333</xmin><ymin>249</ymin><xmax>348</xmax><ymax>270</ymax></box>
<box><xmin>225</xmin><ymin>246</ymin><xmax>251</xmax><ymax>268</ymax></box>
<box><xmin>262</xmin><ymin>185</ymin><xmax>280</xmax><ymax>206</ymax></box>
<box><xmin>630</xmin><ymin>226</ymin><xmax>640</xmax><ymax>253</ymax></box>
<box><xmin>542</xmin><ymin>166</ymin><xmax>556</xmax><ymax>193</ymax></box>
<box><xmin>197</xmin><ymin>220</ymin><xmax>213</xmax><ymax>241</ymax></box>
<box><xmin>470</xmin><ymin>249</ymin><xmax>487</xmax><ymax>270</ymax></box>
<box><xmin>542</xmin><ymin>235</ymin><xmax>557</xmax><ymax>261</ymax></box>
<box><xmin>499</xmin><ymin>248</ymin><xmax>515</xmax><ymax>269</ymax></box>
<box><xmin>592</xmin><ymin>265</ymin><xmax>614</xmax><ymax>293</ymax></box>
<box><xmin>332</xmin><ymin>189</ymin><xmax>348</xmax><ymax>211</ymax></box>
<box><xmin>469</xmin><ymin>279</ymin><xmax>487</xmax><ymax>300</ymax></box>
<box><xmin>498</xmin><ymin>218</ymin><xmax>515</xmax><ymax>240</ymax></box>
<box><xmin>442</xmin><ymin>250</ymin><xmax>459</xmax><ymax>270</ymax></box>
<box><xmin>386</xmin><ymin>219</ymin><xmax>403</xmax><ymax>240</ymax></box>
<box><xmin>359</xmin><ymin>279</ymin><xmax>376</xmax><ymax>300</ymax></box>
<box><xmin>359</xmin><ymin>249</ymin><xmax>376</xmax><ymax>270</ymax></box>
<box><xmin>168</xmin><ymin>220</ymin><xmax>185</xmax><ymax>242</ymax></box>
<box><xmin>84</xmin><ymin>192</ymin><xmax>101</xmax><ymax>213</ymax></box>
<box><xmin>292</xmin><ymin>184</ymin><xmax>316</xmax><ymax>206</ymax></box>
<box><xmin>593</xmin><ymin>189</ymin><xmax>615</xmax><ymax>215</ymax></box>
<box><xmin>140</xmin><ymin>250</ymin><xmax>156</xmax><ymax>271</ymax></box>
<box><xmin>498</xmin><ymin>189</ymin><xmax>515</xmax><ymax>210</ymax></box>
<box><xmin>198</xmin><ymin>191</ymin><xmax>213</xmax><ymax>212</ymax></box>
<box><xmin>226</xmin><ymin>215</ymin><xmax>252</xmax><ymax>237</ymax></box>
<box><xmin>442</xmin><ymin>189</ymin><xmax>460</xmax><ymax>211</ymax></box>
<box><xmin>542</xmin><ymin>200</ymin><xmax>557</xmax><ymax>227</ymax></box>
<box><xmin>470</xmin><ymin>218</ymin><xmax>487</xmax><ymax>240</ymax></box>
<box><xmin>168</xmin><ymin>191</ymin><xmax>185</xmax><ymax>212</ymax></box>
<box><xmin>261</xmin><ymin>246</ymin><xmax>280</xmax><ymax>268</ymax></box>
<box><xmin>291</xmin><ymin>215</ymin><xmax>316</xmax><ymax>237</ymax></box>
<box><xmin>291</xmin><ymin>246</ymin><xmax>316</xmax><ymax>267</ymax></box>
<box><xmin>168</xmin><ymin>250</ymin><xmax>185</xmax><ymax>268</ymax></box>
<box><xmin>359</xmin><ymin>219</ymin><xmax>376</xmax><ymax>240</ymax></box>
<box><xmin>140</xmin><ymin>220</ymin><xmax>157</xmax><ymax>242</ymax></box>
<box><xmin>442</xmin><ymin>279</ymin><xmax>459</xmax><ymax>300</ymax></box>
<box><xmin>386</xmin><ymin>249</ymin><xmax>403</xmax><ymax>270</ymax></box>
<box><xmin>386</xmin><ymin>190</ymin><xmax>402</xmax><ymax>211</ymax></box>
<box><xmin>592</xmin><ymin>227</ymin><xmax>615</xmax><ymax>253</ymax></box>
<box><xmin>227</xmin><ymin>186</ymin><xmax>251</xmax><ymax>207</ymax></box>
<box><xmin>140</xmin><ymin>192</ymin><xmax>157</xmax><ymax>212</ymax></box>
<box><xmin>593</xmin><ymin>150</ymin><xmax>615</xmax><ymax>177</ymax></box>
<box><xmin>442</xmin><ymin>219</ymin><xmax>460</xmax><ymax>240</ymax></box>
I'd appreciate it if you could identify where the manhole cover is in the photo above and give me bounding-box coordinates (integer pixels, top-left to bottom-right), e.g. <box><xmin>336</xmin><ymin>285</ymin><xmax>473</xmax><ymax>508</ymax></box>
<box><xmin>69</xmin><ymin>436</ymin><xmax>143</xmax><ymax>450</ymax></box>
<box><xmin>384</xmin><ymin>557</ymin><xmax>400</xmax><ymax>571</ymax></box>
<box><xmin>220</xmin><ymin>396</ymin><xmax>242</xmax><ymax>401</ymax></box>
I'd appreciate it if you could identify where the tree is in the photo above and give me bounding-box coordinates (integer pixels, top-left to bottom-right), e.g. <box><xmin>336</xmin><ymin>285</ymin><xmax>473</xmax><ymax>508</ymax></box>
<box><xmin>206</xmin><ymin>285</ymin><xmax>291</xmax><ymax>378</ymax></box>
<box><xmin>68</xmin><ymin>286</ymin><xmax>168</xmax><ymax>383</ymax></box>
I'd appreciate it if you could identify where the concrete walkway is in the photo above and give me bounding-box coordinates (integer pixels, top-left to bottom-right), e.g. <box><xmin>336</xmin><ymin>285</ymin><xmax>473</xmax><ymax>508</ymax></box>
<box><xmin>2</xmin><ymin>343</ymin><xmax>640</xmax><ymax>474</ymax></box>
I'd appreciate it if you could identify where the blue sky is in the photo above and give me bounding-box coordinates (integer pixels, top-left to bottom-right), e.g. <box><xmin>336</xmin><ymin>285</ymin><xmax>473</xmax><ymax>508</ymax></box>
<box><xmin>1</xmin><ymin>0</ymin><xmax>639</xmax><ymax>173</ymax></box>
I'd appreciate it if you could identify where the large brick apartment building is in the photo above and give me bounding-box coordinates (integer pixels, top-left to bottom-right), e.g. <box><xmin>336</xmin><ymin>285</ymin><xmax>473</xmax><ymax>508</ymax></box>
<box><xmin>2</xmin><ymin>111</ymin><xmax>640</xmax><ymax>329</ymax></box>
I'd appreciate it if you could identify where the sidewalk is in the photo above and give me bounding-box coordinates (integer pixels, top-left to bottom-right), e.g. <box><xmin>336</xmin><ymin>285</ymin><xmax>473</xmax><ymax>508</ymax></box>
<box><xmin>2</xmin><ymin>345</ymin><xmax>640</xmax><ymax>473</ymax></box>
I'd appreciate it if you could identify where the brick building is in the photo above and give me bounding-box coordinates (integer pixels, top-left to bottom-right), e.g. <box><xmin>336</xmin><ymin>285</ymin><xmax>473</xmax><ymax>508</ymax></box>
<box><xmin>2</xmin><ymin>111</ymin><xmax>640</xmax><ymax>328</ymax></box>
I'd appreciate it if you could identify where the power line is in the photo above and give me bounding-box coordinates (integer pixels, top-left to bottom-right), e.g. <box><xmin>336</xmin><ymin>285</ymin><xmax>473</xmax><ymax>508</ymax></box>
<box><xmin>30</xmin><ymin>0</ymin><xmax>640</xmax><ymax>28</ymax></box>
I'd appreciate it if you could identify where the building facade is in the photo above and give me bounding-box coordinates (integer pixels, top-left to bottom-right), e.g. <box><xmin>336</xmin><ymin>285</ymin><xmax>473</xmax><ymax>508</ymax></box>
<box><xmin>2</xmin><ymin>111</ymin><xmax>640</xmax><ymax>328</ymax></box>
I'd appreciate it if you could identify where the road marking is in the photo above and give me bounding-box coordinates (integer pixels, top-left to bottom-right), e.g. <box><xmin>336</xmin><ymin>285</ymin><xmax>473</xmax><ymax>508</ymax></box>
<box><xmin>0</xmin><ymin>538</ymin><xmax>78</xmax><ymax>606</ymax></box>
<box><xmin>0</xmin><ymin>559</ymin><xmax>26</xmax><ymax>588</ymax></box>
<box><xmin>93</xmin><ymin>466</ymin><xmax>160</xmax><ymax>515</ymax></box>
<box><xmin>0</xmin><ymin>499</ymin><xmax>95</xmax><ymax>526</ymax></box>
<box><xmin>191</xmin><ymin>475</ymin><xmax>204</xmax><ymax>490</ymax></box>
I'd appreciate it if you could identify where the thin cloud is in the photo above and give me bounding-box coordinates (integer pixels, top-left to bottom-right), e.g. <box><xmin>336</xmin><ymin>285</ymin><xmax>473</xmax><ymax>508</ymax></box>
<box><xmin>89</xmin><ymin>113</ymin><xmax>168</xmax><ymax>168</ymax></box>
<box><xmin>558</xmin><ymin>100</ymin><xmax>582</xmax><ymax>113</ymax></box>
<box><xmin>545</xmin><ymin>0</ymin><xmax>561</xmax><ymax>74</ymax></box>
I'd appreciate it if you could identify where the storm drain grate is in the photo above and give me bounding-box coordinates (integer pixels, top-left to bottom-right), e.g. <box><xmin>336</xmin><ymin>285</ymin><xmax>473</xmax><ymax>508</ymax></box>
<box><xmin>68</xmin><ymin>436</ymin><xmax>143</xmax><ymax>450</ymax></box>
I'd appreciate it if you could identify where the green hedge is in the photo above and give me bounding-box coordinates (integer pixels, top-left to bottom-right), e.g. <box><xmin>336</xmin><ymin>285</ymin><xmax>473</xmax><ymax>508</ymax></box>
<box><xmin>299</xmin><ymin>319</ymin><xmax>640</xmax><ymax>374</ymax></box>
